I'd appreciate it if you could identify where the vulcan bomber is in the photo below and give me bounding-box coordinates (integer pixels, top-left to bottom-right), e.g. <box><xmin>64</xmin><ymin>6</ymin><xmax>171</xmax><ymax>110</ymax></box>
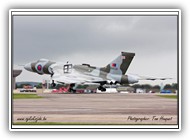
<box><xmin>24</xmin><ymin>52</ymin><xmax>169</xmax><ymax>92</ymax></box>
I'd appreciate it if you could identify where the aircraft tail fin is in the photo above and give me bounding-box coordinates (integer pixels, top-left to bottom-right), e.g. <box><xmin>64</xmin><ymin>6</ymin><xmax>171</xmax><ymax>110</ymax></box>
<box><xmin>100</xmin><ymin>52</ymin><xmax>135</xmax><ymax>75</ymax></box>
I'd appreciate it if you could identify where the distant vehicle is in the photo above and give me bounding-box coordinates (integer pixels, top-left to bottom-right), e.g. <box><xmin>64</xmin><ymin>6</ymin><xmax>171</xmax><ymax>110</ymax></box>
<box><xmin>149</xmin><ymin>90</ymin><xmax>156</xmax><ymax>93</ymax></box>
<box><xmin>19</xmin><ymin>85</ymin><xmax>36</xmax><ymax>92</ymax></box>
<box><xmin>160</xmin><ymin>90</ymin><xmax>172</xmax><ymax>93</ymax></box>
<box><xmin>51</xmin><ymin>87</ymin><xmax>96</xmax><ymax>94</ymax></box>
<box><xmin>116</xmin><ymin>86</ymin><xmax>135</xmax><ymax>93</ymax></box>
<box><xmin>20</xmin><ymin>89</ymin><xmax>36</xmax><ymax>92</ymax></box>
<box><xmin>136</xmin><ymin>88</ymin><xmax>146</xmax><ymax>93</ymax></box>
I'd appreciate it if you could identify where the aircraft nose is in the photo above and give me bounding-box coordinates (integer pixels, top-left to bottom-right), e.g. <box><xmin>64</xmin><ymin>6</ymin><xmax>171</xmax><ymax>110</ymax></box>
<box><xmin>24</xmin><ymin>63</ymin><xmax>32</xmax><ymax>72</ymax></box>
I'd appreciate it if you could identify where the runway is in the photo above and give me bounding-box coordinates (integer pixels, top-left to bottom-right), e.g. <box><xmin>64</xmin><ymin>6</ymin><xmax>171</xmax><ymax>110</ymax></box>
<box><xmin>13</xmin><ymin>93</ymin><xmax>178</xmax><ymax>124</ymax></box>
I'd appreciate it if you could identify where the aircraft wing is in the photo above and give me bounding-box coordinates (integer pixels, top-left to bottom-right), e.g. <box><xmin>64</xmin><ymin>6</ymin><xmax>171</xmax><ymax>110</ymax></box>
<box><xmin>51</xmin><ymin>66</ymin><xmax>107</xmax><ymax>84</ymax></box>
<box><xmin>137</xmin><ymin>75</ymin><xmax>172</xmax><ymax>81</ymax></box>
<box><xmin>52</xmin><ymin>74</ymin><xmax>106</xmax><ymax>84</ymax></box>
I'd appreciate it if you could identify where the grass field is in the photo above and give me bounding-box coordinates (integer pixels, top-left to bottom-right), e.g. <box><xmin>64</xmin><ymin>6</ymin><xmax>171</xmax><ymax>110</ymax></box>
<box><xmin>157</xmin><ymin>95</ymin><xmax>177</xmax><ymax>99</ymax></box>
<box><xmin>13</xmin><ymin>94</ymin><xmax>43</xmax><ymax>99</ymax></box>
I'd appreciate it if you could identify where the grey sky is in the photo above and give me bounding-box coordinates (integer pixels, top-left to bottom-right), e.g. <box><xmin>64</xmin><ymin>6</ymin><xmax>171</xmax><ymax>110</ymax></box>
<box><xmin>13</xmin><ymin>15</ymin><xmax>178</xmax><ymax>85</ymax></box>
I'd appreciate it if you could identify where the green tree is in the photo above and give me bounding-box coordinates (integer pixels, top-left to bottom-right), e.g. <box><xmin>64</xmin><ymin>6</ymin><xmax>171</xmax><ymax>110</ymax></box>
<box><xmin>172</xmin><ymin>83</ymin><xmax>178</xmax><ymax>90</ymax></box>
<box><xmin>164</xmin><ymin>84</ymin><xmax>172</xmax><ymax>89</ymax></box>
<box><xmin>153</xmin><ymin>85</ymin><xmax>160</xmax><ymax>90</ymax></box>
<box><xmin>16</xmin><ymin>84</ymin><xmax>31</xmax><ymax>88</ymax></box>
<box><xmin>132</xmin><ymin>84</ymin><xmax>142</xmax><ymax>89</ymax></box>
<box><xmin>36</xmin><ymin>83</ymin><xmax>42</xmax><ymax>89</ymax></box>
<box><xmin>142</xmin><ymin>84</ymin><xmax>152</xmax><ymax>89</ymax></box>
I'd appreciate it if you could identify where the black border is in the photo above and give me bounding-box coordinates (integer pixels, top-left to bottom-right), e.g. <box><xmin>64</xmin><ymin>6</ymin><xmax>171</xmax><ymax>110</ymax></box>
<box><xmin>10</xmin><ymin>9</ymin><xmax>180</xmax><ymax>130</ymax></box>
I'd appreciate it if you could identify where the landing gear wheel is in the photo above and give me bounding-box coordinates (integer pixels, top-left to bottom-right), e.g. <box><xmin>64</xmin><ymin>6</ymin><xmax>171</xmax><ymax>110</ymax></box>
<box><xmin>98</xmin><ymin>86</ymin><xmax>106</xmax><ymax>92</ymax></box>
<box><xmin>69</xmin><ymin>84</ymin><xmax>76</xmax><ymax>93</ymax></box>
<box><xmin>98</xmin><ymin>86</ymin><xmax>102</xmax><ymax>90</ymax></box>
<box><xmin>101</xmin><ymin>87</ymin><xmax>106</xmax><ymax>92</ymax></box>
<box><xmin>51</xmin><ymin>83</ymin><xmax>56</xmax><ymax>87</ymax></box>
<box><xmin>51</xmin><ymin>80</ymin><xmax>56</xmax><ymax>87</ymax></box>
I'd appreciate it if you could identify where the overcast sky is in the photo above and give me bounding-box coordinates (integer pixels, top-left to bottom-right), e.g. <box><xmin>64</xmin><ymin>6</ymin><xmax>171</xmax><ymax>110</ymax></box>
<box><xmin>13</xmin><ymin>15</ymin><xmax>178</xmax><ymax>85</ymax></box>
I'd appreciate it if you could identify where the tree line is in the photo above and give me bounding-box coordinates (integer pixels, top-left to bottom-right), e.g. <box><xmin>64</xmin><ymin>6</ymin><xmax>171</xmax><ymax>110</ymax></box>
<box><xmin>131</xmin><ymin>83</ymin><xmax>178</xmax><ymax>90</ymax></box>
<box><xmin>16</xmin><ymin>82</ymin><xmax>178</xmax><ymax>91</ymax></box>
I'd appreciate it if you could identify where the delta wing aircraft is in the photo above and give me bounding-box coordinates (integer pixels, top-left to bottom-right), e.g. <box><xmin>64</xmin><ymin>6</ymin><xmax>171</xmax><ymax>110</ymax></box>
<box><xmin>24</xmin><ymin>52</ymin><xmax>170</xmax><ymax>92</ymax></box>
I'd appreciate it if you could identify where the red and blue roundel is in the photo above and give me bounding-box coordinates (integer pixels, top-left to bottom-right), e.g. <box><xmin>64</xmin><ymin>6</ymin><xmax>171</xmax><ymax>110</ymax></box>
<box><xmin>37</xmin><ymin>64</ymin><xmax>42</xmax><ymax>71</ymax></box>
<box><xmin>111</xmin><ymin>63</ymin><xmax>117</xmax><ymax>67</ymax></box>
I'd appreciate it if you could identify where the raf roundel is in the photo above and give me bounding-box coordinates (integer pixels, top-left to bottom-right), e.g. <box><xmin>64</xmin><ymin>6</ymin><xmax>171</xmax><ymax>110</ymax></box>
<box><xmin>37</xmin><ymin>64</ymin><xmax>42</xmax><ymax>71</ymax></box>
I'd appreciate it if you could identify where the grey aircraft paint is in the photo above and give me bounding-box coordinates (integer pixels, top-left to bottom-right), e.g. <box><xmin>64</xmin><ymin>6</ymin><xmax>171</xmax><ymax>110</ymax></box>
<box><xmin>24</xmin><ymin>52</ymin><xmax>138</xmax><ymax>87</ymax></box>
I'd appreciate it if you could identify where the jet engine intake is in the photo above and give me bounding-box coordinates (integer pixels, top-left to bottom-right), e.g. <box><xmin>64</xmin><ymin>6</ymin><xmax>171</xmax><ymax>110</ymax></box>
<box><xmin>107</xmin><ymin>80</ymin><xmax>118</xmax><ymax>85</ymax></box>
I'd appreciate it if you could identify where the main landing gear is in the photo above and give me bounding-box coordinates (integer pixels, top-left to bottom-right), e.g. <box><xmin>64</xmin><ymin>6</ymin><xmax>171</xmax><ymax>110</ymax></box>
<box><xmin>98</xmin><ymin>86</ymin><xmax>106</xmax><ymax>92</ymax></box>
<box><xmin>68</xmin><ymin>83</ymin><xmax>76</xmax><ymax>93</ymax></box>
<box><xmin>51</xmin><ymin>80</ymin><xmax>56</xmax><ymax>87</ymax></box>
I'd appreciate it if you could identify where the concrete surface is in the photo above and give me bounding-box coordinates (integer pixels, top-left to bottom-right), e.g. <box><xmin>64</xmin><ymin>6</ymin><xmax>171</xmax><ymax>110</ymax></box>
<box><xmin>13</xmin><ymin>93</ymin><xmax>178</xmax><ymax>124</ymax></box>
